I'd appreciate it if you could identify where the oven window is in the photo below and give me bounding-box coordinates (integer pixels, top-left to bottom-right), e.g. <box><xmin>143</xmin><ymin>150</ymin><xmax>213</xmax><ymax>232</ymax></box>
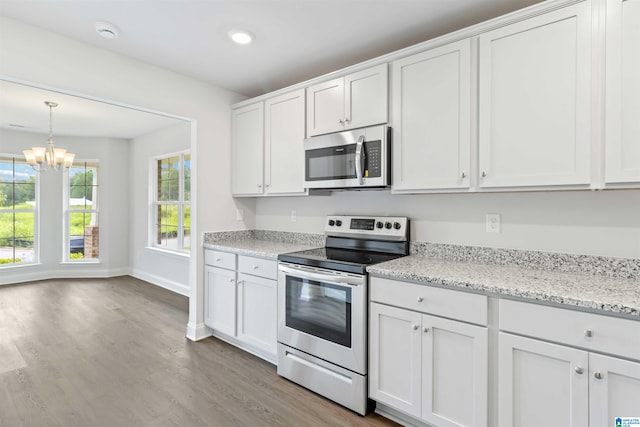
<box><xmin>285</xmin><ymin>276</ymin><xmax>351</xmax><ymax>347</ymax></box>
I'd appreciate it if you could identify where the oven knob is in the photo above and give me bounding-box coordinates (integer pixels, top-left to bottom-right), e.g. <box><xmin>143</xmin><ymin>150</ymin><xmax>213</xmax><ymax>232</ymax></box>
<box><xmin>335</xmin><ymin>220</ymin><xmax>342</xmax><ymax>227</ymax></box>
<box><xmin>376</xmin><ymin>221</ymin><xmax>383</xmax><ymax>229</ymax></box>
<box><xmin>385</xmin><ymin>222</ymin><xmax>392</xmax><ymax>229</ymax></box>
<box><xmin>328</xmin><ymin>219</ymin><xmax>335</xmax><ymax>226</ymax></box>
<box><xmin>393</xmin><ymin>222</ymin><xmax>401</xmax><ymax>230</ymax></box>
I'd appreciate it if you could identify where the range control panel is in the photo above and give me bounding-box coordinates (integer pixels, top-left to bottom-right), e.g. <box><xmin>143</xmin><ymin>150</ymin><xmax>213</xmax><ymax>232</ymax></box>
<box><xmin>325</xmin><ymin>215</ymin><xmax>409</xmax><ymax>241</ymax></box>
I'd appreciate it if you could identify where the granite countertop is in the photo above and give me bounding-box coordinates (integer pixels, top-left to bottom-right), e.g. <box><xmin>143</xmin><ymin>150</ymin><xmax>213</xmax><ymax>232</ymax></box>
<box><xmin>203</xmin><ymin>230</ymin><xmax>324</xmax><ymax>260</ymax></box>
<box><xmin>202</xmin><ymin>229</ymin><xmax>639</xmax><ymax>319</ymax></box>
<box><xmin>204</xmin><ymin>239</ymin><xmax>319</xmax><ymax>260</ymax></box>
<box><xmin>368</xmin><ymin>255</ymin><xmax>640</xmax><ymax>319</ymax></box>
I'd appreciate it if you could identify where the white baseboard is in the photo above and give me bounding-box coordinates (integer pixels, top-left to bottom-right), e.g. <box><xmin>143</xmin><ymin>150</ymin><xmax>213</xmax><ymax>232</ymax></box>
<box><xmin>130</xmin><ymin>269</ymin><xmax>190</xmax><ymax>296</ymax></box>
<box><xmin>0</xmin><ymin>266</ymin><xmax>132</xmax><ymax>286</ymax></box>
<box><xmin>186</xmin><ymin>322</ymin><xmax>212</xmax><ymax>341</ymax></box>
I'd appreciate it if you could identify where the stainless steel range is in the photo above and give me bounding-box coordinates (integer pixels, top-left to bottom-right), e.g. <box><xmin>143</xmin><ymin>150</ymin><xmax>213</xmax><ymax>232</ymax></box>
<box><xmin>277</xmin><ymin>215</ymin><xmax>409</xmax><ymax>415</ymax></box>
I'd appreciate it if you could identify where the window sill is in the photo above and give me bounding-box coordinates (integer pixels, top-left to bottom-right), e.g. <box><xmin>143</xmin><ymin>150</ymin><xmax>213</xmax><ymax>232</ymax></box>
<box><xmin>145</xmin><ymin>246</ymin><xmax>190</xmax><ymax>259</ymax></box>
<box><xmin>59</xmin><ymin>260</ymin><xmax>101</xmax><ymax>265</ymax></box>
<box><xmin>0</xmin><ymin>262</ymin><xmax>41</xmax><ymax>270</ymax></box>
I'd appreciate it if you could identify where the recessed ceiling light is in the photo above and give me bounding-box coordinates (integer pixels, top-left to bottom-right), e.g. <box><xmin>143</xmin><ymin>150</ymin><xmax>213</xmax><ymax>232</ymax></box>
<box><xmin>95</xmin><ymin>21</ymin><xmax>119</xmax><ymax>39</ymax></box>
<box><xmin>229</xmin><ymin>30</ymin><xmax>253</xmax><ymax>45</ymax></box>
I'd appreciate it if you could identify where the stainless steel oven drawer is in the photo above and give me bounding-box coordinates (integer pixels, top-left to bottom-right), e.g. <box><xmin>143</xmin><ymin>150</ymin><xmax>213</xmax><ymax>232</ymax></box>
<box><xmin>277</xmin><ymin>343</ymin><xmax>367</xmax><ymax>415</ymax></box>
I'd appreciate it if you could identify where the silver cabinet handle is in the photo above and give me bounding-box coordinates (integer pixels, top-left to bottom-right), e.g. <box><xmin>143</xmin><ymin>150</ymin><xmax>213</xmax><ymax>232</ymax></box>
<box><xmin>355</xmin><ymin>134</ymin><xmax>365</xmax><ymax>185</ymax></box>
<box><xmin>412</xmin><ymin>324</ymin><xmax>419</xmax><ymax>330</ymax></box>
<box><xmin>338</xmin><ymin>119</ymin><xmax>344</xmax><ymax>125</ymax></box>
<box><xmin>417</xmin><ymin>296</ymin><xmax>424</xmax><ymax>302</ymax></box>
<box><xmin>344</xmin><ymin>117</ymin><xmax>350</xmax><ymax>123</ymax></box>
<box><xmin>228</xmin><ymin>278</ymin><xmax>234</xmax><ymax>282</ymax></box>
<box><xmin>423</xmin><ymin>327</ymin><xmax>430</xmax><ymax>333</ymax></box>
<box><xmin>461</xmin><ymin>172</ymin><xmax>466</xmax><ymax>178</ymax></box>
<box><xmin>574</xmin><ymin>367</ymin><xmax>584</xmax><ymax>374</ymax></box>
<box><xmin>257</xmin><ymin>184</ymin><xmax>262</xmax><ymax>188</ymax></box>
<box><xmin>594</xmin><ymin>372</ymin><xmax>603</xmax><ymax>380</ymax></box>
<box><xmin>215</xmin><ymin>258</ymin><xmax>222</xmax><ymax>262</ymax></box>
<box><xmin>253</xmin><ymin>265</ymin><xmax>259</xmax><ymax>269</ymax></box>
<box><xmin>481</xmin><ymin>171</ymin><xmax>487</xmax><ymax>178</ymax></box>
<box><xmin>584</xmin><ymin>330</ymin><xmax>593</xmax><ymax>338</ymax></box>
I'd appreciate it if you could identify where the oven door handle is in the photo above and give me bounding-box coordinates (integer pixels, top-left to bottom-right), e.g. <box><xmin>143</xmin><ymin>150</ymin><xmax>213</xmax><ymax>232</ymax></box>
<box><xmin>279</xmin><ymin>264</ymin><xmax>364</xmax><ymax>287</ymax></box>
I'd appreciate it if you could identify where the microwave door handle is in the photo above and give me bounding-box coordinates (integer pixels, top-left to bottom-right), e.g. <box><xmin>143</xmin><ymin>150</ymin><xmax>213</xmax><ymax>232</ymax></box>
<box><xmin>355</xmin><ymin>135</ymin><xmax>365</xmax><ymax>185</ymax></box>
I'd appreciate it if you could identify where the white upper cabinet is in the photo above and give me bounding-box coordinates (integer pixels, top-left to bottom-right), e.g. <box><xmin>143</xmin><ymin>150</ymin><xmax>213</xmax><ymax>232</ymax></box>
<box><xmin>231</xmin><ymin>102</ymin><xmax>264</xmax><ymax>196</ymax></box>
<box><xmin>391</xmin><ymin>39</ymin><xmax>471</xmax><ymax>192</ymax></box>
<box><xmin>478</xmin><ymin>2</ymin><xmax>592</xmax><ymax>188</ymax></box>
<box><xmin>605</xmin><ymin>0</ymin><xmax>640</xmax><ymax>184</ymax></box>
<box><xmin>232</xmin><ymin>90</ymin><xmax>307</xmax><ymax>197</ymax></box>
<box><xmin>306</xmin><ymin>64</ymin><xmax>388</xmax><ymax>137</ymax></box>
<box><xmin>264</xmin><ymin>89</ymin><xmax>307</xmax><ymax>195</ymax></box>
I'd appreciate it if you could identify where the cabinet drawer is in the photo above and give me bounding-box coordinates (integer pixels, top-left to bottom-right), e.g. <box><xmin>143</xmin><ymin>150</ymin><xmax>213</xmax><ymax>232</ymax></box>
<box><xmin>370</xmin><ymin>277</ymin><xmax>487</xmax><ymax>326</ymax></box>
<box><xmin>204</xmin><ymin>250</ymin><xmax>236</xmax><ymax>270</ymax></box>
<box><xmin>500</xmin><ymin>299</ymin><xmax>640</xmax><ymax>361</ymax></box>
<box><xmin>238</xmin><ymin>255</ymin><xmax>277</xmax><ymax>280</ymax></box>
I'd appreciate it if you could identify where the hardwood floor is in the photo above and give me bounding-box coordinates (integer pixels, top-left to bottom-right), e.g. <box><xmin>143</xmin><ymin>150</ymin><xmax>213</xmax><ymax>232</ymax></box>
<box><xmin>0</xmin><ymin>277</ymin><xmax>398</xmax><ymax>427</ymax></box>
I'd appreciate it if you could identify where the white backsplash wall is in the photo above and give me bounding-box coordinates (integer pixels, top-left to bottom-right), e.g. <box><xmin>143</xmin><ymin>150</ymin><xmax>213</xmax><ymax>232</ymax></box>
<box><xmin>255</xmin><ymin>189</ymin><xmax>640</xmax><ymax>259</ymax></box>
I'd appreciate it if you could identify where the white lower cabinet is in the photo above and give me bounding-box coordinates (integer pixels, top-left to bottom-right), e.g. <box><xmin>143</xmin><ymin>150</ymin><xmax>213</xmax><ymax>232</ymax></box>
<box><xmin>236</xmin><ymin>272</ymin><xmax>277</xmax><ymax>356</ymax></box>
<box><xmin>204</xmin><ymin>249</ymin><xmax>278</xmax><ymax>363</ymax></box>
<box><xmin>204</xmin><ymin>264</ymin><xmax>237</xmax><ymax>337</ymax></box>
<box><xmin>369</xmin><ymin>277</ymin><xmax>488</xmax><ymax>427</ymax></box>
<box><xmin>499</xmin><ymin>300</ymin><xmax>640</xmax><ymax>427</ymax></box>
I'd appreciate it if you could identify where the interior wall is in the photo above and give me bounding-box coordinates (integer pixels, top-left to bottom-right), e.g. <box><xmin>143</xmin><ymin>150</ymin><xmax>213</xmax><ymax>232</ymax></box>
<box><xmin>0</xmin><ymin>128</ymin><xmax>130</xmax><ymax>284</ymax></box>
<box><xmin>0</xmin><ymin>16</ymin><xmax>247</xmax><ymax>340</ymax></box>
<box><xmin>255</xmin><ymin>189</ymin><xmax>640</xmax><ymax>259</ymax></box>
<box><xmin>129</xmin><ymin>122</ymin><xmax>191</xmax><ymax>295</ymax></box>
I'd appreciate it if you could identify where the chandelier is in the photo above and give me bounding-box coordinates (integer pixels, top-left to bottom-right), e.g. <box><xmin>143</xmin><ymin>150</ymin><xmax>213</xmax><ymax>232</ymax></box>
<box><xmin>23</xmin><ymin>101</ymin><xmax>75</xmax><ymax>172</ymax></box>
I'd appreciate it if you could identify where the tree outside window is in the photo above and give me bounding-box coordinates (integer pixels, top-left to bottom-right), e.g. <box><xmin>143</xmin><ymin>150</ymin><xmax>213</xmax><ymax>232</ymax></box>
<box><xmin>65</xmin><ymin>161</ymin><xmax>99</xmax><ymax>261</ymax></box>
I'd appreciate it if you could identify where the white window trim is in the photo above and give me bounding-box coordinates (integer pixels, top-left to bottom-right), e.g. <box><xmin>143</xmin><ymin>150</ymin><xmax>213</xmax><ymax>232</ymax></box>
<box><xmin>0</xmin><ymin>154</ymin><xmax>39</xmax><ymax>268</ymax></box>
<box><xmin>149</xmin><ymin>150</ymin><xmax>190</xmax><ymax>255</ymax></box>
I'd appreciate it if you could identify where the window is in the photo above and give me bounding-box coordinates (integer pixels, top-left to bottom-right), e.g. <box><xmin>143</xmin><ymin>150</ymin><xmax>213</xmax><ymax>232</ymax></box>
<box><xmin>0</xmin><ymin>156</ymin><xmax>37</xmax><ymax>266</ymax></box>
<box><xmin>152</xmin><ymin>152</ymin><xmax>190</xmax><ymax>252</ymax></box>
<box><xmin>65</xmin><ymin>161</ymin><xmax>99</xmax><ymax>261</ymax></box>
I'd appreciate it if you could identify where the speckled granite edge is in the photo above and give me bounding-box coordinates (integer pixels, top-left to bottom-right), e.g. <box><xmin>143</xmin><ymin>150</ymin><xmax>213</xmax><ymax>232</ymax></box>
<box><xmin>410</xmin><ymin>242</ymin><xmax>640</xmax><ymax>280</ymax></box>
<box><xmin>203</xmin><ymin>230</ymin><xmax>324</xmax><ymax>247</ymax></box>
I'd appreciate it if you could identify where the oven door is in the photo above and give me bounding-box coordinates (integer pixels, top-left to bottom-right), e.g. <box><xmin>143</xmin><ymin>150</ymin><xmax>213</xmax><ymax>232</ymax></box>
<box><xmin>277</xmin><ymin>262</ymin><xmax>366</xmax><ymax>374</ymax></box>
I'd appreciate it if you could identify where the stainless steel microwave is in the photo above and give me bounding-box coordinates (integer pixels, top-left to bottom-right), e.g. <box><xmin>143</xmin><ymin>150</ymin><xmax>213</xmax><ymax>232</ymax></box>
<box><xmin>303</xmin><ymin>125</ymin><xmax>390</xmax><ymax>190</ymax></box>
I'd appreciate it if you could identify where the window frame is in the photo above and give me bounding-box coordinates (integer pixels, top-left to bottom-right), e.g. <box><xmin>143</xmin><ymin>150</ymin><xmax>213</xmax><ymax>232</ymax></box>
<box><xmin>150</xmin><ymin>150</ymin><xmax>190</xmax><ymax>254</ymax></box>
<box><xmin>63</xmin><ymin>159</ymin><xmax>100</xmax><ymax>263</ymax></box>
<box><xmin>0</xmin><ymin>154</ymin><xmax>39</xmax><ymax>268</ymax></box>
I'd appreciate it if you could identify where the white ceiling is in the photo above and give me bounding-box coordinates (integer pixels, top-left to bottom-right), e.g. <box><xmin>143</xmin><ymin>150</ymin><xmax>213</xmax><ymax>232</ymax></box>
<box><xmin>0</xmin><ymin>80</ymin><xmax>184</xmax><ymax>138</ymax></box>
<box><xmin>0</xmin><ymin>0</ymin><xmax>544</xmax><ymax>98</ymax></box>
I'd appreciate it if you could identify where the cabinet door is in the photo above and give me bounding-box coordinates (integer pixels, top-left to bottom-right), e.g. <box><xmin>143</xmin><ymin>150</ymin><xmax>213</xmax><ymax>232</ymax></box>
<box><xmin>204</xmin><ymin>265</ymin><xmax>236</xmax><ymax>336</ymax></box>
<box><xmin>344</xmin><ymin>63</ymin><xmax>388</xmax><ymax>131</ymax></box>
<box><xmin>605</xmin><ymin>0</ymin><xmax>640</xmax><ymax>184</ymax></box>
<box><xmin>264</xmin><ymin>89</ymin><xmax>307</xmax><ymax>195</ymax></box>
<box><xmin>306</xmin><ymin>77</ymin><xmax>344</xmax><ymax>137</ymax></box>
<box><xmin>392</xmin><ymin>39</ymin><xmax>471</xmax><ymax>192</ymax></box>
<box><xmin>231</xmin><ymin>102</ymin><xmax>264</xmax><ymax>195</ymax></box>
<box><xmin>498</xmin><ymin>332</ymin><xmax>589</xmax><ymax>427</ymax></box>
<box><xmin>478</xmin><ymin>2</ymin><xmax>591</xmax><ymax>188</ymax></box>
<box><xmin>236</xmin><ymin>273</ymin><xmax>277</xmax><ymax>356</ymax></box>
<box><xmin>421</xmin><ymin>314</ymin><xmax>487</xmax><ymax>427</ymax></box>
<box><xmin>589</xmin><ymin>353</ymin><xmax>640</xmax><ymax>426</ymax></box>
<box><xmin>369</xmin><ymin>302</ymin><xmax>422</xmax><ymax>418</ymax></box>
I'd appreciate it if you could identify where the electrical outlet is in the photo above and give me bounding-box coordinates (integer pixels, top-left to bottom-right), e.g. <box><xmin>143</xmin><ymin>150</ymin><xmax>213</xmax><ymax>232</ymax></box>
<box><xmin>486</xmin><ymin>213</ymin><xmax>501</xmax><ymax>233</ymax></box>
<box><xmin>291</xmin><ymin>210</ymin><xmax>297</xmax><ymax>222</ymax></box>
<box><xmin>236</xmin><ymin>208</ymin><xmax>244</xmax><ymax>221</ymax></box>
